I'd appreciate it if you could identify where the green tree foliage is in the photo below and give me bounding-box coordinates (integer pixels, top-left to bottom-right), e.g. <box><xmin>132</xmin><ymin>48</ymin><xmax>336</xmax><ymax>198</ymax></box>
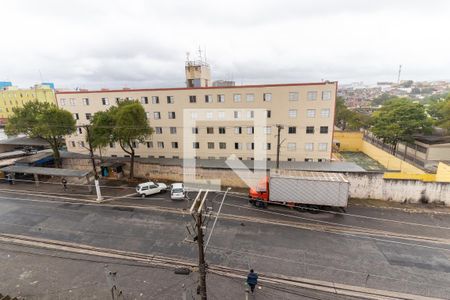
<box><xmin>5</xmin><ymin>101</ymin><xmax>76</xmax><ymax>167</ymax></box>
<box><xmin>335</xmin><ymin>97</ymin><xmax>371</xmax><ymax>131</ymax></box>
<box><xmin>90</xmin><ymin>100</ymin><xmax>153</xmax><ymax>179</ymax></box>
<box><xmin>371</xmin><ymin>99</ymin><xmax>432</xmax><ymax>153</ymax></box>
<box><xmin>427</xmin><ymin>96</ymin><xmax>450</xmax><ymax>132</ymax></box>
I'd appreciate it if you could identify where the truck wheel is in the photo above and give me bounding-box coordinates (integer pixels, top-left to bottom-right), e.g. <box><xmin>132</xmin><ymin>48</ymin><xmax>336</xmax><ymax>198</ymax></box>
<box><xmin>308</xmin><ymin>205</ymin><xmax>320</xmax><ymax>214</ymax></box>
<box><xmin>141</xmin><ymin>194</ymin><xmax>146</xmax><ymax>198</ymax></box>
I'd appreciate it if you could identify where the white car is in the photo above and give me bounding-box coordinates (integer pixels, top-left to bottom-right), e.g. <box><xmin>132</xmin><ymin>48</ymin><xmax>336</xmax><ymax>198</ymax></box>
<box><xmin>136</xmin><ymin>181</ymin><xmax>168</xmax><ymax>198</ymax></box>
<box><xmin>170</xmin><ymin>183</ymin><xmax>185</xmax><ymax>200</ymax></box>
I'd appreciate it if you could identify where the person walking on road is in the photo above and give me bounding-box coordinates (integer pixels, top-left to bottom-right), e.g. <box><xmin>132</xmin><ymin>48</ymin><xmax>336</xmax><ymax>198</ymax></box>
<box><xmin>61</xmin><ymin>177</ymin><xmax>68</xmax><ymax>191</ymax></box>
<box><xmin>247</xmin><ymin>269</ymin><xmax>258</xmax><ymax>294</ymax></box>
<box><xmin>6</xmin><ymin>173</ymin><xmax>14</xmax><ymax>185</ymax></box>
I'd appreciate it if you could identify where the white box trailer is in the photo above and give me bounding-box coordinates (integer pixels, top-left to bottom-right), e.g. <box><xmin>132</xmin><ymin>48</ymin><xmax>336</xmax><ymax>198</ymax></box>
<box><xmin>268</xmin><ymin>170</ymin><xmax>349</xmax><ymax>207</ymax></box>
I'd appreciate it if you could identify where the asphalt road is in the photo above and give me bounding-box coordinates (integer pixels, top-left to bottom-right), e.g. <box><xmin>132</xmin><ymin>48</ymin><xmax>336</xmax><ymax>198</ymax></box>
<box><xmin>0</xmin><ymin>188</ymin><xmax>450</xmax><ymax>299</ymax></box>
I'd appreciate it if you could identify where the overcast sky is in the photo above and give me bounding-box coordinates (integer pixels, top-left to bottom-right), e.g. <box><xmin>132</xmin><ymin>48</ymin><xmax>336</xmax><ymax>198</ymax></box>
<box><xmin>1</xmin><ymin>0</ymin><xmax>449</xmax><ymax>89</ymax></box>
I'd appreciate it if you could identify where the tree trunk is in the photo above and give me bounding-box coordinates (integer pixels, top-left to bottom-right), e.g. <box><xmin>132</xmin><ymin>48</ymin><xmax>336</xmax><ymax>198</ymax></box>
<box><xmin>52</xmin><ymin>146</ymin><xmax>62</xmax><ymax>168</ymax></box>
<box><xmin>129</xmin><ymin>147</ymin><xmax>135</xmax><ymax>179</ymax></box>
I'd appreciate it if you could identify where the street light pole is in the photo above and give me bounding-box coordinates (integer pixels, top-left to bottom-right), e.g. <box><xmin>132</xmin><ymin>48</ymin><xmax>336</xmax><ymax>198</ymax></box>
<box><xmin>276</xmin><ymin>124</ymin><xmax>284</xmax><ymax>169</ymax></box>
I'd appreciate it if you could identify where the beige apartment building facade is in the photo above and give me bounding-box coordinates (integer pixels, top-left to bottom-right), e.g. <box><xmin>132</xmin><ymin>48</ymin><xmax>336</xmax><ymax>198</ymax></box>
<box><xmin>57</xmin><ymin>80</ymin><xmax>337</xmax><ymax>162</ymax></box>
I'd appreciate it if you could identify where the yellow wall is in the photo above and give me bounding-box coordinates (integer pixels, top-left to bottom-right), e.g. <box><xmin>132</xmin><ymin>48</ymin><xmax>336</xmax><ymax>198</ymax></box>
<box><xmin>0</xmin><ymin>85</ymin><xmax>56</xmax><ymax>120</ymax></box>
<box><xmin>383</xmin><ymin>172</ymin><xmax>436</xmax><ymax>181</ymax></box>
<box><xmin>436</xmin><ymin>162</ymin><xmax>450</xmax><ymax>182</ymax></box>
<box><xmin>361</xmin><ymin>141</ymin><xmax>426</xmax><ymax>173</ymax></box>
<box><xmin>333</xmin><ymin>131</ymin><xmax>363</xmax><ymax>151</ymax></box>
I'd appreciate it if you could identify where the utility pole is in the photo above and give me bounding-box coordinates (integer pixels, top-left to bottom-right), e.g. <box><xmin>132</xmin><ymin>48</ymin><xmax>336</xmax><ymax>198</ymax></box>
<box><xmin>83</xmin><ymin>125</ymin><xmax>103</xmax><ymax>201</ymax></box>
<box><xmin>276</xmin><ymin>124</ymin><xmax>284</xmax><ymax>169</ymax></box>
<box><xmin>189</xmin><ymin>190</ymin><xmax>209</xmax><ymax>300</ymax></box>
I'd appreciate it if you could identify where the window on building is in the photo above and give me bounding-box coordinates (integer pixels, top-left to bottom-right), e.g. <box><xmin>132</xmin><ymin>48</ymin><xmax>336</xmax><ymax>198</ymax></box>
<box><xmin>288</xmin><ymin>109</ymin><xmax>297</xmax><ymax>118</ymax></box>
<box><xmin>109</xmin><ymin>142</ymin><xmax>115</xmax><ymax>148</ymax></box>
<box><xmin>264</xmin><ymin>126</ymin><xmax>272</xmax><ymax>134</ymax></box>
<box><xmin>246</xmin><ymin>94</ymin><xmax>255</xmax><ymax>102</ymax></box>
<box><xmin>141</xmin><ymin>97</ymin><xmax>148</xmax><ymax>104</ymax></box>
<box><xmin>157</xmin><ymin>141</ymin><xmax>164</xmax><ymax>148</ymax></box>
<box><xmin>219</xmin><ymin>127</ymin><xmax>226</xmax><ymax>134</ymax></box>
<box><xmin>206</xmin><ymin>111</ymin><xmax>213</xmax><ymax>119</ymax></box>
<box><xmin>192</xmin><ymin>127</ymin><xmax>199</xmax><ymax>134</ymax></box>
<box><xmin>168</xmin><ymin>112</ymin><xmax>176</xmax><ymax>119</ymax></box>
<box><xmin>82</xmin><ymin>98</ymin><xmax>89</xmax><ymax>106</ymax></box>
<box><xmin>321</xmin><ymin>109</ymin><xmax>330</xmax><ymax>118</ymax></box>
<box><xmin>208</xmin><ymin>142</ymin><xmax>215</xmax><ymax>149</ymax></box>
<box><xmin>155</xmin><ymin>127</ymin><xmax>163</xmax><ymax>134</ymax></box>
<box><xmin>289</xmin><ymin>92</ymin><xmax>299</xmax><ymax>101</ymax></box>
<box><xmin>172</xmin><ymin>142</ymin><xmax>179</xmax><ymax>149</ymax></box>
<box><xmin>115</xmin><ymin>97</ymin><xmax>121</xmax><ymax>104</ymax></box>
<box><xmin>322</xmin><ymin>91</ymin><xmax>332</xmax><ymax>100</ymax></box>
<box><xmin>306</xmin><ymin>126</ymin><xmax>315</xmax><ymax>134</ymax></box>
<box><xmin>73</xmin><ymin>113</ymin><xmax>79</xmax><ymax>120</ymax></box>
<box><xmin>205</xmin><ymin>95</ymin><xmax>213</xmax><ymax>103</ymax></box>
<box><xmin>234</xmin><ymin>142</ymin><xmax>242</xmax><ymax>150</ymax></box>
<box><xmin>218</xmin><ymin>111</ymin><xmax>225</xmax><ymax>119</ymax></box>
<box><xmin>246</xmin><ymin>143</ymin><xmax>255</xmax><ymax>150</ymax></box>
<box><xmin>307</xmin><ymin>91</ymin><xmax>317</xmax><ymax>101</ymax></box>
<box><xmin>78</xmin><ymin>141</ymin><xmax>85</xmax><ymax>148</ymax></box>
<box><xmin>207</xmin><ymin>127</ymin><xmax>214</xmax><ymax>134</ymax></box>
<box><xmin>78</xmin><ymin>127</ymin><xmax>83</xmax><ymax>134</ymax></box>
<box><xmin>305</xmin><ymin>158</ymin><xmax>313</xmax><ymax>162</ymax></box>
<box><xmin>233</xmin><ymin>94</ymin><xmax>241</xmax><ymax>102</ymax></box>
<box><xmin>69</xmin><ymin>98</ymin><xmax>76</xmax><ymax>106</ymax></box>
<box><xmin>85</xmin><ymin>113</ymin><xmax>92</xmax><ymax>120</ymax></box>
<box><xmin>146</xmin><ymin>142</ymin><xmax>153</xmax><ymax>148</ymax></box>
<box><xmin>235</xmin><ymin>126</ymin><xmax>242</xmax><ymax>134</ymax></box>
<box><xmin>247</xmin><ymin>110</ymin><xmax>254</xmax><ymax>119</ymax></box>
<box><xmin>71</xmin><ymin>141</ymin><xmax>76</xmax><ymax>147</ymax></box>
<box><xmin>102</xmin><ymin>98</ymin><xmax>109</xmax><ymax>106</ymax></box>
<box><xmin>234</xmin><ymin>111</ymin><xmax>241</xmax><ymax>119</ymax></box>
<box><xmin>307</xmin><ymin>109</ymin><xmax>316</xmax><ymax>118</ymax></box>
<box><xmin>219</xmin><ymin>142</ymin><xmax>226</xmax><ymax>149</ymax></box>
<box><xmin>167</xmin><ymin>96</ymin><xmax>174</xmax><ymax>104</ymax></box>
<box><xmin>193</xmin><ymin>142</ymin><xmax>200</xmax><ymax>149</ymax></box>
<box><xmin>305</xmin><ymin>143</ymin><xmax>314</xmax><ymax>151</ymax></box>
<box><xmin>170</xmin><ymin>127</ymin><xmax>177</xmax><ymax>134</ymax></box>
<box><xmin>287</xmin><ymin>143</ymin><xmax>296</xmax><ymax>151</ymax></box>
<box><xmin>320</xmin><ymin>126</ymin><xmax>329</xmax><ymax>134</ymax></box>
<box><xmin>264</xmin><ymin>143</ymin><xmax>271</xmax><ymax>150</ymax></box>
<box><xmin>263</xmin><ymin>93</ymin><xmax>272</xmax><ymax>101</ymax></box>
<box><xmin>131</xmin><ymin>141</ymin><xmax>138</xmax><ymax>148</ymax></box>
<box><xmin>189</xmin><ymin>95</ymin><xmax>196</xmax><ymax>103</ymax></box>
<box><xmin>146</xmin><ymin>112</ymin><xmax>151</xmax><ymax>119</ymax></box>
<box><xmin>60</xmin><ymin>99</ymin><xmax>66</xmax><ymax>106</ymax></box>
<box><xmin>319</xmin><ymin>143</ymin><xmax>328</xmax><ymax>152</ymax></box>
<box><xmin>287</xmin><ymin>158</ymin><xmax>295</xmax><ymax>162</ymax></box>
<box><xmin>288</xmin><ymin>126</ymin><xmax>297</xmax><ymax>134</ymax></box>
<box><xmin>247</xmin><ymin>127</ymin><xmax>254</xmax><ymax>135</ymax></box>
<box><xmin>152</xmin><ymin>96</ymin><xmax>159</xmax><ymax>104</ymax></box>
<box><xmin>154</xmin><ymin>112</ymin><xmax>161</xmax><ymax>119</ymax></box>
<box><xmin>217</xmin><ymin>94</ymin><xmax>225</xmax><ymax>103</ymax></box>
<box><xmin>191</xmin><ymin>112</ymin><xmax>198</xmax><ymax>120</ymax></box>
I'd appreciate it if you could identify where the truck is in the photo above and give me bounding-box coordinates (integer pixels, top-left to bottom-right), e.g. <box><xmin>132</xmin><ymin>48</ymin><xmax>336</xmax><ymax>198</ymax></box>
<box><xmin>248</xmin><ymin>170</ymin><xmax>349</xmax><ymax>210</ymax></box>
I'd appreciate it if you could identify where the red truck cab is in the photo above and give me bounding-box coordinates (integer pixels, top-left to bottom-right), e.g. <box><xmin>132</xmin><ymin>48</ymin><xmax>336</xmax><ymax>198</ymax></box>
<box><xmin>248</xmin><ymin>176</ymin><xmax>269</xmax><ymax>201</ymax></box>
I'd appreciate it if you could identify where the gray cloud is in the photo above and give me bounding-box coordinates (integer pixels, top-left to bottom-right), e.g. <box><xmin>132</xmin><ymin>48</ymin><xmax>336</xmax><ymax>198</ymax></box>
<box><xmin>1</xmin><ymin>0</ymin><xmax>449</xmax><ymax>89</ymax></box>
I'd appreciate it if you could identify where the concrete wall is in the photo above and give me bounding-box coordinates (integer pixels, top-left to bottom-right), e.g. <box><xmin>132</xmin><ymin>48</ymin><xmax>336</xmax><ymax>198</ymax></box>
<box><xmin>62</xmin><ymin>157</ymin><xmax>450</xmax><ymax>206</ymax></box>
<box><xmin>347</xmin><ymin>173</ymin><xmax>449</xmax><ymax>205</ymax></box>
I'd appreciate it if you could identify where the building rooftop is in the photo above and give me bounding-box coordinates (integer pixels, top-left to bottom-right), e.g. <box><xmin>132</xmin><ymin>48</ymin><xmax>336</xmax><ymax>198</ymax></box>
<box><xmin>56</xmin><ymin>81</ymin><xmax>337</xmax><ymax>95</ymax></box>
<box><xmin>0</xmin><ymin>136</ymin><xmax>50</xmax><ymax>147</ymax></box>
<box><xmin>414</xmin><ymin>135</ymin><xmax>450</xmax><ymax>145</ymax></box>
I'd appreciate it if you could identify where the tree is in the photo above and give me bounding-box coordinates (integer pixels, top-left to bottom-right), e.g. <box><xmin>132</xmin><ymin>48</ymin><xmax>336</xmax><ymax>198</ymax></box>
<box><xmin>335</xmin><ymin>97</ymin><xmax>370</xmax><ymax>131</ymax></box>
<box><xmin>5</xmin><ymin>101</ymin><xmax>76</xmax><ymax>168</ymax></box>
<box><xmin>428</xmin><ymin>96</ymin><xmax>450</xmax><ymax>132</ymax></box>
<box><xmin>91</xmin><ymin>100</ymin><xmax>153</xmax><ymax>179</ymax></box>
<box><xmin>371</xmin><ymin>99</ymin><xmax>432</xmax><ymax>154</ymax></box>
<box><xmin>372</xmin><ymin>93</ymin><xmax>400</xmax><ymax>106</ymax></box>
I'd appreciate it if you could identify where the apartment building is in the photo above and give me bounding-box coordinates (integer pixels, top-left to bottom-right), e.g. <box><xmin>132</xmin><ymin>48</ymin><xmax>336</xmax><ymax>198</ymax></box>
<box><xmin>0</xmin><ymin>84</ymin><xmax>56</xmax><ymax>124</ymax></box>
<box><xmin>56</xmin><ymin>62</ymin><xmax>337</xmax><ymax>162</ymax></box>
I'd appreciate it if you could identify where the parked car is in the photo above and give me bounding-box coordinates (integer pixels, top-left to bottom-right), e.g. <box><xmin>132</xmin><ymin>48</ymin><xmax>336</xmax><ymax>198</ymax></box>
<box><xmin>170</xmin><ymin>183</ymin><xmax>185</xmax><ymax>200</ymax></box>
<box><xmin>136</xmin><ymin>181</ymin><xmax>168</xmax><ymax>198</ymax></box>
